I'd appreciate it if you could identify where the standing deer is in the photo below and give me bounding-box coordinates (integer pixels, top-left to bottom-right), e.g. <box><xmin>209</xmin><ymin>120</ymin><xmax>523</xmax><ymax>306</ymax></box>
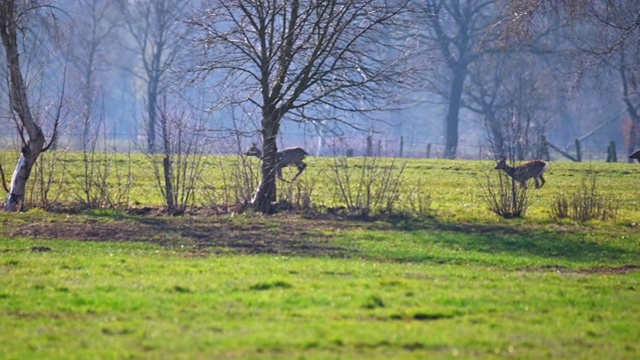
<box><xmin>629</xmin><ymin>149</ymin><xmax>640</xmax><ymax>162</ymax></box>
<box><xmin>245</xmin><ymin>143</ymin><xmax>308</xmax><ymax>182</ymax></box>
<box><xmin>494</xmin><ymin>157</ymin><xmax>548</xmax><ymax>189</ymax></box>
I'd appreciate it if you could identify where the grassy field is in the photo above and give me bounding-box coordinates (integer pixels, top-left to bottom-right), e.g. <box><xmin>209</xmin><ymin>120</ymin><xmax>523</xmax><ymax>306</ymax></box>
<box><xmin>1</xmin><ymin>154</ymin><xmax>639</xmax><ymax>358</ymax></box>
<box><xmin>11</xmin><ymin>151</ymin><xmax>640</xmax><ymax>221</ymax></box>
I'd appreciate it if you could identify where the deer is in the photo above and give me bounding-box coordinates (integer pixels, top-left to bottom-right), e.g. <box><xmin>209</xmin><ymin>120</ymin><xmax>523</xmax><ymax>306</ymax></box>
<box><xmin>629</xmin><ymin>149</ymin><xmax>640</xmax><ymax>162</ymax></box>
<box><xmin>244</xmin><ymin>143</ymin><xmax>308</xmax><ymax>182</ymax></box>
<box><xmin>494</xmin><ymin>157</ymin><xmax>548</xmax><ymax>189</ymax></box>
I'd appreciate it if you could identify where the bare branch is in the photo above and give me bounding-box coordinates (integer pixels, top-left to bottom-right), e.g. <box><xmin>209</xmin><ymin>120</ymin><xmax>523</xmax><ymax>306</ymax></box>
<box><xmin>0</xmin><ymin>163</ymin><xmax>9</xmax><ymax>193</ymax></box>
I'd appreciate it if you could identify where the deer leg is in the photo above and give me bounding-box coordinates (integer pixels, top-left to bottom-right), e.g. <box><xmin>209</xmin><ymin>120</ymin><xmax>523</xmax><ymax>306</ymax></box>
<box><xmin>277</xmin><ymin>167</ymin><xmax>289</xmax><ymax>183</ymax></box>
<box><xmin>291</xmin><ymin>162</ymin><xmax>307</xmax><ymax>181</ymax></box>
<box><xmin>537</xmin><ymin>174</ymin><xmax>546</xmax><ymax>189</ymax></box>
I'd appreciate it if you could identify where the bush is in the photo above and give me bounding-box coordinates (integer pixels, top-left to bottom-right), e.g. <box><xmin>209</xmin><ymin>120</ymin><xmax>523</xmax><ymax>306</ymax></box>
<box><xmin>550</xmin><ymin>171</ymin><xmax>619</xmax><ymax>222</ymax></box>
<box><xmin>327</xmin><ymin>155</ymin><xmax>407</xmax><ymax>218</ymax></box>
<box><xmin>479</xmin><ymin>167</ymin><xmax>529</xmax><ymax>218</ymax></box>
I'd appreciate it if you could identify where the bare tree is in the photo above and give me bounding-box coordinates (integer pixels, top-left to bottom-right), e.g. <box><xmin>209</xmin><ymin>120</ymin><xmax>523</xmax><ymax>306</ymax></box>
<box><xmin>418</xmin><ymin>0</ymin><xmax>497</xmax><ymax>159</ymax></box>
<box><xmin>65</xmin><ymin>0</ymin><xmax>123</xmax><ymax>207</ymax></box>
<box><xmin>121</xmin><ymin>0</ymin><xmax>203</xmax><ymax>213</ymax></box>
<box><xmin>148</xmin><ymin>95</ymin><xmax>210</xmax><ymax>214</ymax></box>
<box><xmin>188</xmin><ymin>0</ymin><xmax>416</xmax><ymax>213</ymax></box>
<box><xmin>121</xmin><ymin>0</ymin><xmax>189</xmax><ymax>154</ymax></box>
<box><xmin>497</xmin><ymin>0</ymin><xmax>640</xmax><ymax>160</ymax></box>
<box><xmin>466</xmin><ymin>52</ymin><xmax>555</xmax><ymax>160</ymax></box>
<box><xmin>0</xmin><ymin>1</ymin><xmax>63</xmax><ymax>211</ymax></box>
<box><xmin>70</xmin><ymin>0</ymin><xmax>120</xmax><ymax>152</ymax></box>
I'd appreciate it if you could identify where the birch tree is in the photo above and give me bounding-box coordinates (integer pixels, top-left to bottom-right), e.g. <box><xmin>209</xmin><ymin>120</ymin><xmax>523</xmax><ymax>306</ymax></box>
<box><xmin>188</xmin><ymin>0</ymin><xmax>416</xmax><ymax>213</ymax></box>
<box><xmin>0</xmin><ymin>0</ymin><xmax>62</xmax><ymax>211</ymax></box>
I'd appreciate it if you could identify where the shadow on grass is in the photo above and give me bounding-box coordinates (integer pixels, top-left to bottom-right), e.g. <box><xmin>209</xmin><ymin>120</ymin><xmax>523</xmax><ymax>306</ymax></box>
<box><xmin>1</xmin><ymin>212</ymin><xmax>356</xmax><ymax>258</ymax></box>
<box><xmin>383</xmin><ymin>217</ymin><xmax>640</xmax><ymax>266</ymax></box>
<box><xmin>2</xmin><ymin>211</ymin><xmax>638</xmax><ymax>267</ymax></box>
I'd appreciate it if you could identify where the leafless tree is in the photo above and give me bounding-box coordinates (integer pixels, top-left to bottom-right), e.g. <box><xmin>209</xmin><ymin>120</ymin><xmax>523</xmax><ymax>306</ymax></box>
<box><xmin>187</xmin><ymin>0</ymin><xmax>417</xmax><ymax>213</ymax></box>
<box><xmin>466</xmin><ymin>52</ymin><xmax>555</xmax><ymax>160</ymax></box>
<box><xmin>65</xmin><ymin>0</ymin><xmax>124</xmax><ymax>207</ymax></box>
<box><xmin>121</xmin><ymin>0</ymin><xmax>205</xmax><ymax>213</ymax></box>
<box><xmin>497</xmin><ymin>0</ymin><xmax>640</xmax><ymax>160</ymax></box>
<box><xmin>417</xmin><ymin>0</ymin><xmax>498</xmax><ymax>159</ymax></box>
<box><xmin>121</xmin><ymin>0</ymin><xmax>190</xmax><ymax>154</ymax></box>
<box><xmin>147</xmin><ymin>95</ymin><xmax>210</xmax><ymax>214</ymax></box>
<box><xmin>70</xmin><ymin>0</ymin><xmax>121</xmax><ymax>152</ymax></box>
<box><xmin>0</xmin><ymin>1</ymin><xmax>65</xmax><ymax>211</ymax></box>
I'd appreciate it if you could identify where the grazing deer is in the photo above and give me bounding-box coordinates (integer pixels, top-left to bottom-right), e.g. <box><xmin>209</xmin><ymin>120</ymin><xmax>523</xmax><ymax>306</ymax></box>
<box><xmin>494</xmin><ymin>157</ymin><xmax>548</xmax><ymax>189</ymax></box>
<box><xmin>245</xmin><ymin>143</ymin><xmax>308</xmax><ymax>182</ymax></box>
<box><xmin>629</xmin><ymin>149</ymin><xmax>640</xmax><ymax>162</ymax></box>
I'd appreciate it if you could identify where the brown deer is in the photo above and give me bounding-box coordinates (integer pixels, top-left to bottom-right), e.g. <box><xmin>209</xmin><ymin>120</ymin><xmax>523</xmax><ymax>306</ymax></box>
<box><xmin>244</xmin><ymin>143</ymin><xmax>308</xmax><ymax>182</ymax></box>
<box><xmin>494</xmin><ymin>157</ymin><xmax>548</xmax><ymax>189</ymax></box>
<box><xmin>629</xmin><ymin>149</ymin><xmax>640</xmax><ymax>162</ymax></box>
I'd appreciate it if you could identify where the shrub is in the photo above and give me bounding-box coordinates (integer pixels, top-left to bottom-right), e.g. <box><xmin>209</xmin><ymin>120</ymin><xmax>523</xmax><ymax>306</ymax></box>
<box><xmin>402</xmin><ymin>179</ymin><xmax>432</xmax><ymax>217</ymax></box>
<box><xmin>550</xmin><ymin>171</ymin><xmax>619</xmax><ymax>222</ymax></box>
<box><xmin>479</xmin><ymin>167</ymin><xmax>529</xmax><ymax>218</ymax></box>
<box><xmin>327</xmin><ymin>155</ymin><xmax>407</xmax><ymax>218</ymax></box>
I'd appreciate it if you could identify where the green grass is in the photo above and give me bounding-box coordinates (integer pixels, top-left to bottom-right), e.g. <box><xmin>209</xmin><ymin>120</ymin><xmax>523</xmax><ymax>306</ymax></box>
<box><xmin>1</xmin><ymin>153</ymin><xmax>640</xmax><ymax>358</ymax></box>
<box><xmin>0</xmin><ymin>238</ymin><xmax>638</xmax><ymax>359</ymax></box>
<box><xmin>15</xmin><ymin>151</ymin><xmax>640</xmax><ymax>222</ymax></box>
<box><xmin>337</xmin><ymin>225</ymin><xmax>639</xmax><ymax>269</ymax></box>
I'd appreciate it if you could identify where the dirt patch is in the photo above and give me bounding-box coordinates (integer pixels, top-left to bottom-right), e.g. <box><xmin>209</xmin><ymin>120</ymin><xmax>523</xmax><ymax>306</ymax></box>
<box><xmin>0</xmin><ymin>211</ymin><xmax>363</xmax><ymax>258</ymax></box>
<box><xmin>535</xmin><ymin>264</ymin><xmax>640</xmax><ymax>275</ymax></box>
<box><xmin>572</xmin><ymin>265</ymin><xmax>640</xmax><ymax>275</ymax></box>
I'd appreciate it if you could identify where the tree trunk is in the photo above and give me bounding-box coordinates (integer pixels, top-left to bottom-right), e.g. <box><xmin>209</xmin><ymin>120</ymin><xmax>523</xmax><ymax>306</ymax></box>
<box><xmin>1</xmin><ymin>0</ymin><xmax>47</xmax><ymax>211</ymax></box>
<box><xmin>624</xmin><ymin>98</ymin><xmax>640</xmax><ymax>163</ymax></box>
<box><xmin>619</xmin><ymin>50</ymin><xmax>640</xmax><ymax>162</ymax></box>
<box><xmin>6</xmin><ymin>145</ymin><xmax>44</xmax><ymax>211</ymax></box>
<box><xmin>484</xmin><ymin>110</ymin><xmax>504</xmax><ymax>158</ymax></box>
<box><xmin>252</xmin><ymin>113</ymin><xmax>281</xmax><ymax>214</ymax></box>
<box><xmin>444</xmin><ymin>67</ymin><xmax>467</xmax><ymax>159</ymax></box>
<box><xmin>162</xmin><ymin>156</ymin><xmax>175</xmax><ymax>213</ymax></box>
<box><xmin>147</xmin><ymin>77</ymin><xmax>159</xmax><ymax>154</ymax></box>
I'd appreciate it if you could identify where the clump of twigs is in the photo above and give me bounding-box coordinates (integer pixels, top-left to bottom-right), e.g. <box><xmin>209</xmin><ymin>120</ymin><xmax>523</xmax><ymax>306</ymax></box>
<box><xmin>327</xmin><ymin>154</ymin><xmax>407</xmax><ymax>218</ymax></box>
<box><xmin>401</xmin><ymin>179</ymin><xmax>432</xmax><ymax>217</ymax></box>
<box><xmin>278</xmin><ymin>176</ymin><xmax>316</xmax><ymax>213</ymax></box>
<box><xmin>479</xmin><ymin>165</ymin><xmax>530</xmax><ymax>218</ymax></box>
<box><xmin>550</xmin><ymin>171</ymin><xmax>619</xmax><ymax>222</ymax></box>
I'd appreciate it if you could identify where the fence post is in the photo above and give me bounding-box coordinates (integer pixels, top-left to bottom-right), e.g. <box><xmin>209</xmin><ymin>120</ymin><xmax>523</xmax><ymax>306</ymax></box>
<box><xmin>610</xmin><ymin>141</ymin><xmax>617</xmax><ymax>162</ymax></box>
<box><xmin>426</xmin><ymin>143</ymin><xmax>431</xmax><ymax>158</ymax></box>
<box><xmin>366</xmin><ymin>136</ymin><xmax>372</xmax><ymax>157</ymax></box>
<box><xmin>399</xmin><ymin>136</ymin><xmax>404</xmax><ymax>158</ymax></box>
<box><xmin>575</xmin><ymin>139</ymin><xmax>582</xmax><ymax>162</ymax></box>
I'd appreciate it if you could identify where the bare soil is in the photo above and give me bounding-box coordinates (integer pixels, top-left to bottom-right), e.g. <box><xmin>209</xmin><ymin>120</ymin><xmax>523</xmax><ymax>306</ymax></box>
<box><xmin>0</xmin><ymin>209</ymin><xmax>363</xmax><ymax>257</ymax></box>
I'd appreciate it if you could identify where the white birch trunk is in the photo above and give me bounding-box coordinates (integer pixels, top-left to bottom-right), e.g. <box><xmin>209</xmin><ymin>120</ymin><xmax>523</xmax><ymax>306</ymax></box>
<box><xmin>5</xmin><ymin>144</ymin><xmax>43</xmax><ymax>211</ymax></box>
<box><xmin>1</xmin><ymin>1</ymin><xmax>47</xmax><ymax>211</ymax></box>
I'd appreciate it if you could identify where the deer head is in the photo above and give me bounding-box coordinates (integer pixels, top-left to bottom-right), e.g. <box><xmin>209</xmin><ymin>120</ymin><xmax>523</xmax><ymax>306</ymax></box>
<box><xmin>494</xmin><ymin>156</ymin><xmax>509</xmax><ymax>171</ymax></box>
<box><xmin>244</xmin><ymin>143</ymin><xmax>308</xmax><ymax>182</ymax></box>
<box><xmin>244</xmin><ymin>143</ymin><xmax>263</xmax><ymax>159</ymax></box>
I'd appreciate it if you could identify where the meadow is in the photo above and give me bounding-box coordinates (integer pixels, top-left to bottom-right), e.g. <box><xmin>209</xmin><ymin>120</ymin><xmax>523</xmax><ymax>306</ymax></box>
<box><xmin>1</xmin><ymin>153</ymin><xmax>639</xmax><ymax>359</ymax></box>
